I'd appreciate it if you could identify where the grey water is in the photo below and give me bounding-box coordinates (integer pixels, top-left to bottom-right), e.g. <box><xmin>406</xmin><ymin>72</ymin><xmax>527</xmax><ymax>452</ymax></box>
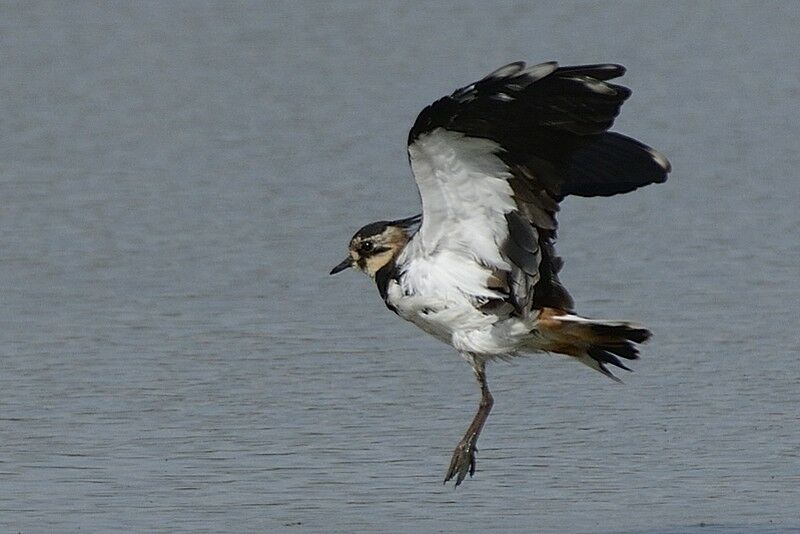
<box><xmin>1</xmin><ymin>2</ymin><xmax>799</xmax><ymax>532</ymax></box>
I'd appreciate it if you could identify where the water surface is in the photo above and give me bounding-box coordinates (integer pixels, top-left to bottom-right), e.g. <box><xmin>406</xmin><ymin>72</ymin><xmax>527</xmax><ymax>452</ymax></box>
<box><xmin>1</xmin><ymin>2</ymin><xmax>799</xmax><ymax>532</ymax></box>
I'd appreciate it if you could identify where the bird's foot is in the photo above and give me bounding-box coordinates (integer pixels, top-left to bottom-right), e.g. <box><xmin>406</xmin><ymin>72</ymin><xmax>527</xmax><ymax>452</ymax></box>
<box><xmin>444</xmin><ymin>435</ymin><xmax>477</xmax><ymax>487</ymax></box>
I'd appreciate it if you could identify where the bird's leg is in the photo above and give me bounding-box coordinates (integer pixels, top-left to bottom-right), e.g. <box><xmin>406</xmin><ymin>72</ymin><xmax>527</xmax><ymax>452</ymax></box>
<box><xmin>444</xmin><ymin>359</ymin><xmax>494</xmax><ymax>486</ymax></box>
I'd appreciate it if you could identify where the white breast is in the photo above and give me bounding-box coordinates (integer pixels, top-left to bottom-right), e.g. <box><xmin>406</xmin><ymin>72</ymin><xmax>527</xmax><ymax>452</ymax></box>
<box><xmin>398</xmin><ymin>241</ymin><xmax>504</xmax><ymax>304</ymax></box>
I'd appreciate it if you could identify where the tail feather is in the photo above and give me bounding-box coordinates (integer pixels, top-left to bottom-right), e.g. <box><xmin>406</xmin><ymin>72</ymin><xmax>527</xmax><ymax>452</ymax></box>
<box><xmin>588</xmin><ymin>347</ymin><xmax>633</xmax><ymax>372</ymax></box>
<box><xmin>534</xmin><ymin>308</ymin><xmax>651</xmax><ymax>381</ymax></box>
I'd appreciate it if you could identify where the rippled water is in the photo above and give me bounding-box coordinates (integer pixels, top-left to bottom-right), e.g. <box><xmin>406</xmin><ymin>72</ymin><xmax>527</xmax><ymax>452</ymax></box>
<box><xmin>1</xmin><ymin>2</ymin><xmax>799</xmax><ymax>532</ymax></box>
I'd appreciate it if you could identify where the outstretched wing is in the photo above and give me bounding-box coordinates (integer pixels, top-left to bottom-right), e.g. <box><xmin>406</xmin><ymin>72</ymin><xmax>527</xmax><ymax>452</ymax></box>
<box><xmin>405</xmin><ymin>61</ymin><xmax>670</xmax><ymax>316</ymax></box>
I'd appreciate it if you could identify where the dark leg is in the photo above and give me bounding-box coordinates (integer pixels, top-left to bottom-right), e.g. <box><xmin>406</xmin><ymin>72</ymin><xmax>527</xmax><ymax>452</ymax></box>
<box><xmin>444</xmin><ymin>359</ymin><xmax>494</xmax><ymax>486</ymax></box>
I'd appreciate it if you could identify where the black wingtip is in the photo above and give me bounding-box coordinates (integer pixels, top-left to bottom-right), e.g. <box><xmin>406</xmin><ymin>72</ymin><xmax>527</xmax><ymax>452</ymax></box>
<box><xmin>561</xmin><ymin>133</ymin><xmax>671</xmax><ymax>197</ymax></box>
<box><xmin>481</xmin><ymin>61</ymin><xmax>527</xmax><ymax>80</ymax></box>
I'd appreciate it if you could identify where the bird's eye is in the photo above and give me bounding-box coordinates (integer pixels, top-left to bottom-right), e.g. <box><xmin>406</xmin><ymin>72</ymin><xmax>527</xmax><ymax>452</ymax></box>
<box><xmin>361</xmin><ymin>241</ymin><xmax>374</xmax><ymax>252</ymax></box>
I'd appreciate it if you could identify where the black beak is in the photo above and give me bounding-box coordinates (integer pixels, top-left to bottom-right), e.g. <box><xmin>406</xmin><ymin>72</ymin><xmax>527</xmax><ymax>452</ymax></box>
<box><xmin>329</xmin><ymin>257</ymin><xmax>352</xmax><ymax>275</ymax></box>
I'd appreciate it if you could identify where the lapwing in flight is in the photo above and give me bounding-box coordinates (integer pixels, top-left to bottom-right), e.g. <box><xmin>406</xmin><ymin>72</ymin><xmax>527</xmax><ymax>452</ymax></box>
<box><xmin>330</xmin><ymin>61</ymin><xmax>670</xmax><ymax>486</ymax></box>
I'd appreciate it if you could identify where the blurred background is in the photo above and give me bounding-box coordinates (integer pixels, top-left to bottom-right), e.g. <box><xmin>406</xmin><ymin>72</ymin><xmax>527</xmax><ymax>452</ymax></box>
<box><xmin>1</xmin><ymin>1</ymin><xmax>798</xmax><ymax>532</ymax></box>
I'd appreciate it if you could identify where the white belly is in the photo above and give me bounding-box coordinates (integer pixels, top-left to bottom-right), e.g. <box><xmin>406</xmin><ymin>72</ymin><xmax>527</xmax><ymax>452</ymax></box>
<box><xmin>385</xmin><ymin>280</ymin><xmax>534</xmax><ymax>356</ymax></box>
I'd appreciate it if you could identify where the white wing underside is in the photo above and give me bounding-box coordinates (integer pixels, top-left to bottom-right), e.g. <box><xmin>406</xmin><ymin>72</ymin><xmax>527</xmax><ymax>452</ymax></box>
<box><xmin>408</xmin><ymin>129</ymin><xmax>513</xmax><ymax>263</ymax></box>
<box><xmin>398</xmin><ymin>128</ymin><xmax>538</xmax><ymax>307</ymax></box>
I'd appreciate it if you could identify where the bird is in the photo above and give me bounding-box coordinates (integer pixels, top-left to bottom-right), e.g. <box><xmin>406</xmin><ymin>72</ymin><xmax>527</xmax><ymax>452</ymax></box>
<box><xmin>329</xmin><ymin>61</ymin><xmax>670</xmax><ymax>486</ymax></box>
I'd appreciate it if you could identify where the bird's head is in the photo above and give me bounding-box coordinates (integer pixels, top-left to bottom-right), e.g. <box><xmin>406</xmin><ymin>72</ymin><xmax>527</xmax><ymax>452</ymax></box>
<box><xmin>329</xmin><ymin>215</ymin><xmax>421</xmax><ymax>278</ymax></box>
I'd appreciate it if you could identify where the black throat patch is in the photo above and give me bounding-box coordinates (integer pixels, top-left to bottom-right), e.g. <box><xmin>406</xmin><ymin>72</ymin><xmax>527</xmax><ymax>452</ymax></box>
<box><xmin>374</xmin><ymin>261</ymin><xmax>399</xmax><ymax>313</ymax></box>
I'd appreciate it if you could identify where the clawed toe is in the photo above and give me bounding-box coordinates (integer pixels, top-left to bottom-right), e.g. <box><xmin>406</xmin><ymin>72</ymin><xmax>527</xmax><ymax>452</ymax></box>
<box><xmin>444</xmin><ymin>439</ymin><xmax>477</xmax><ymax>486</ymax></box>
